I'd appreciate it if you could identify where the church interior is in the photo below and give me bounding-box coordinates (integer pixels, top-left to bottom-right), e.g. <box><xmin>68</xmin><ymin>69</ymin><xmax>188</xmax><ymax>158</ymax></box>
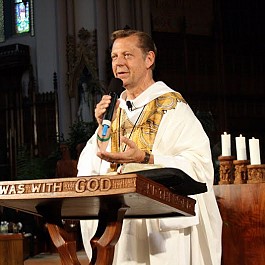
<box><xmin>0</xmin><ymin>0</ymin><xmax>264</xmax><ymax>264</ymax></box>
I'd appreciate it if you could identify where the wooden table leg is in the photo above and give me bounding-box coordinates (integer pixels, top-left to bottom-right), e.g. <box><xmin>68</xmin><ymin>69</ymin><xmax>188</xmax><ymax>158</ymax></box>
<box><xmin>39</xmin><ymin>197</ymin><xmax>128</xmax><ymax>265</ymax></box>
<box><xmin>47</xmin><ymin>205</ymin><xmax>128</xmax><ymax>265</ymax></box>
<box><xmin>37</xmin><ymin>200</ymin><xmax>81</xmax><ymax>264</ymax></box>
<box><xmin>46</xmin><ymin>223</ymin><xmax>81</xmax><ymax>265</ymax></box>
<box><xmin>90</xmin><ymin>205</ymin><xmax>128</xmax><ymax>265</ymax></box>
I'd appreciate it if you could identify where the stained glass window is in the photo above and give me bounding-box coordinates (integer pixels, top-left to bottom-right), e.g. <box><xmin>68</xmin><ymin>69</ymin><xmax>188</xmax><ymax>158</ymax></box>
<box><xmin>0</xmin><ymin>0</ymin><xmax>34</xmax><ymax>42</ymax></box>
<box><xmin>14</xmin><ymin>0</ymin><xmax>30</xmax><ymax>34</ymax></box>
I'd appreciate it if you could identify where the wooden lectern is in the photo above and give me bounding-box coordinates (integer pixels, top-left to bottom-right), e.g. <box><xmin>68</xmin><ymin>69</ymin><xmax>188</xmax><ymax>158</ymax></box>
<box><xmin>0</xmin><ymin>174</ymin><xmax>196</xmax><ymax>265</ymax></box>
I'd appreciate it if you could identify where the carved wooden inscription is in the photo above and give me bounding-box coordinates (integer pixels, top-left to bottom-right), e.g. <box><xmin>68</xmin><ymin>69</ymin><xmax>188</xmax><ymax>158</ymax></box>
<box><xmin>0</xmin><ymin>176</ymin><xmax>135</xmax><ymax>196</ymax></box>
<box><xmin>0</xmin><ymin>174</ymin><xmax>195</xmax><ymax>217</ymax></box>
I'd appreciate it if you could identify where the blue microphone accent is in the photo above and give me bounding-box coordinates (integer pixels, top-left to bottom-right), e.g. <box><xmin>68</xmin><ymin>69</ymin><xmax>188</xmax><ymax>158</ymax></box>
<box><xmin>102</xmin><ymin>124</ymin><xmax>109</xmax><ymax>137</ymax></box>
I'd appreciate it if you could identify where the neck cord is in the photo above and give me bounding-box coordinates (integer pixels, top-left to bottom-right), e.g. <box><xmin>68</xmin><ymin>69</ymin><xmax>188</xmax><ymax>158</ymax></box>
<box><xmin>118</xmin><ymin>105</ymin><xmax>146</xmax><ymax>152</ymax></box>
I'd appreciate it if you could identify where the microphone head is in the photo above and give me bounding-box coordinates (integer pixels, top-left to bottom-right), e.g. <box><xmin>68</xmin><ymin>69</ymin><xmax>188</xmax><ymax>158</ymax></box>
<box><xmin>108</xmin><ymin>78</ymin><xmax>123</xmax><ymax>95</ymax></box>
<box><xmin>126</xmin><ymin>101</ymin><xmax>133</xmax><ymax>111</ymax></box>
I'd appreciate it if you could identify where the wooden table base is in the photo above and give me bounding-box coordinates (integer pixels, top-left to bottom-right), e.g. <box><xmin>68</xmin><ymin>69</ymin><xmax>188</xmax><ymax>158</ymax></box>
<box><xmin>90</xmin><ymin>206</ymin><xmax>128</xmax><ymax>265</ymax></box>
<box><xmin>47</xmin><ymin>224</ymin><xmax>81</xmax><ymax>265</ymax></box>
<box><xmin>47</xmin><ymin>205</ymin><xmax>128</xmax><ymax>265</ymax></box>
<box><xmin>0</xmin><ymin>174</ymin><xmax>196</xmax><ymax>265</ymax></box>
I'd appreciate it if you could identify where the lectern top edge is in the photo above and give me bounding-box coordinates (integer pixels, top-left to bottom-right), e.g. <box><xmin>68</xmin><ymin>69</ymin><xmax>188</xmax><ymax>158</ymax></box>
<box><xmin>0</xmin><ymin>174</ymin><xmax>196</xmax><ymax>218</ymax></box>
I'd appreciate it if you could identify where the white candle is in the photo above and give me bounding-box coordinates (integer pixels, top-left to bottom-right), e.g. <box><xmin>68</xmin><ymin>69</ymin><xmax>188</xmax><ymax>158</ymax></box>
<box><xmin>235</xmin><ymin>134</ymin><xmax>247</xmax><ymax>160</ymax></box>
<box><xmin>221</xmin><ymin>132</ymin><xmax>231</xmax><ymax>156</ymax></box>
<box><xmin>249</xmin><ymin>137</ymin><xmax>261</xmax><ymax>165</ymax></box>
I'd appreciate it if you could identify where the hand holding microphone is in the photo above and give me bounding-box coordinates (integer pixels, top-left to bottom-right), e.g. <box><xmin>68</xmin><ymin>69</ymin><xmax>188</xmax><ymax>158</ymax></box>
<box><xmin>96</xmin><ymin>78</ymin><xmax>123</xmax><ymax>137</ymax></box>
<box><xmin>102</xmin><ymin>91</ymin><xmax>119</xmax><ymax>136</ymax></box>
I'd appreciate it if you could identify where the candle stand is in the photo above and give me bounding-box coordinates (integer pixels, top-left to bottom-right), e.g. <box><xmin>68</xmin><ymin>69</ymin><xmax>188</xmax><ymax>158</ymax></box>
<box><xmin>247</xmin><ymin>164</ymin><xmax>265</xmax><ymax>183</ymax></box>
<box><xmin>218</xmin><ymin>156</ymin><xmax>235</xmax><ymax>184</ymax></box>
<box><xmin>233</xmin><ymin>160</ymin><xmax>249</xmax><ymax>184</ymax></box>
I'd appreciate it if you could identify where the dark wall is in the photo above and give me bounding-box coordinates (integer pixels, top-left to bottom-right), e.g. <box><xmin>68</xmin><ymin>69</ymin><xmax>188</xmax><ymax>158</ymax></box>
<box><xmin>152</xmin><ymin>0</ymin><xmax>265</xmax><ymax>165</ymax></box>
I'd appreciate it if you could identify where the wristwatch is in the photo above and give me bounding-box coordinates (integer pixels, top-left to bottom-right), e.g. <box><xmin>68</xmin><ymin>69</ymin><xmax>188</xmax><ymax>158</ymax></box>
<box><xmin>141</xmin><ymin>152</ymin><xmax>151</xmax><ymax>164</ymax></box>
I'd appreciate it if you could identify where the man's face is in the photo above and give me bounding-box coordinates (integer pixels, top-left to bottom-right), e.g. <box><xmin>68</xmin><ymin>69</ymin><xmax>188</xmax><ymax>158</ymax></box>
<box><xmin>111</xmin><ymin>35</ymin><xmax>153</xmax><ymax>90</ymax></box>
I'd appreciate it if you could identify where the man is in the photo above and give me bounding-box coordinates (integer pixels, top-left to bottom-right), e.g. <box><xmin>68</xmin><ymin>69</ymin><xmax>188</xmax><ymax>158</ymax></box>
<box><xmin>77</xmin><ymin>29</ymin><xmax>222</xmax><ymax>265</ymax></box>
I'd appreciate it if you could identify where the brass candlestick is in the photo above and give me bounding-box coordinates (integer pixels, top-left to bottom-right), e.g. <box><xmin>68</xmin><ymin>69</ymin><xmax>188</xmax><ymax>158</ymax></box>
<box><xmin>247</xmin><ymin>164</ymin><xmax>265</xmax><ymax>183</ymax></box>
<box><xmin>218</xmin><ymin>156</ymin><xmax>235</xmax><ymax>184</ymax></box>
<box><xmin>233</xmin><ymin>160</ymin><xmax>249</xmax><ymax>184</ymax></box>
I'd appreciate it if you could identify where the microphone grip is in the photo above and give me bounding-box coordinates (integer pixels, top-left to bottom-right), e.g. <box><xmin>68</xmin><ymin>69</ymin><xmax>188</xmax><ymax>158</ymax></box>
<box><xmin>102</xmin><ymin>92</ymin><xmax>118</xmax><ymax>136</ymax></box>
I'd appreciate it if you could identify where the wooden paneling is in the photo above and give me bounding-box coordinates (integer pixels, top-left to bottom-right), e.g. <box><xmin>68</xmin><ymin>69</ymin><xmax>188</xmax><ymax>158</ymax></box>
<box><xmin>0</xmin><ymin>233</ymin><xmax>24</xmax><ymax>265</ymax></box>
<box><xmin>214</xmin><ymin>183</ymin><xmax>265</xmax><ymax>265</ymax></box>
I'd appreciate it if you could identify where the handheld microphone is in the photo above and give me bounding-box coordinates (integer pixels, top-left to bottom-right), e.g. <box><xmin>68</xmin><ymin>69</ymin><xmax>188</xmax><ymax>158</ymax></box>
<box><xmin>102</xmin><ymin>78</ymin><xmax>123</xmax><ymax>136</ymax></box>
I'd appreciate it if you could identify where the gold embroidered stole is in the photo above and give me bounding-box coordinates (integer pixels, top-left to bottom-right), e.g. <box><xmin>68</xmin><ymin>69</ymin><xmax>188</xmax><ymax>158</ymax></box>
<box><xmin>111</xmin><ymin>92</ymin><xmax>186</xmax><ymax>153</ymax></box>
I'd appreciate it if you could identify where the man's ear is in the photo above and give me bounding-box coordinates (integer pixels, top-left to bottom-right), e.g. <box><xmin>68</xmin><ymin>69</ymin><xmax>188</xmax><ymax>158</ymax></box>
<box><xmin>145</xmin><ymin>51</ymin><xmax>155</xmax><ymax>69</ymax></box>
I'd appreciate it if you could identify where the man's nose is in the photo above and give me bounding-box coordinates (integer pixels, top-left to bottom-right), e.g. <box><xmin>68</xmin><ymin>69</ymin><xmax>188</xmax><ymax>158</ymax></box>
<box><xmin>114</xmin><ymin>55</ymin><xmax>126</xmax><ymax>65</ymax></box>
